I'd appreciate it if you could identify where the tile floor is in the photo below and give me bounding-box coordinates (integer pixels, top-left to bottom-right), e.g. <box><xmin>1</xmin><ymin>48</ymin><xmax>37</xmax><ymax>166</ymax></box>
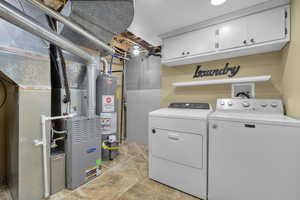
<box><xmin>0</xmin><ymin>142</ymin><xmax>199</xmax><ymax>200</ymax></box>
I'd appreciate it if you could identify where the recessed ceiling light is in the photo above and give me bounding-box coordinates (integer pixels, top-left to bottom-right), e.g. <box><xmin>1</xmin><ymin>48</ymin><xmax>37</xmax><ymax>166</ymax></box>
<box><xmin>131</xmin><ymin>45</ymin><xmax>140</xmax><ymax>56</ymax></box>
<box><xmin>211</xmin><ymin>0</ymin><xmax>226</xmax><ymax>6</ymax></box>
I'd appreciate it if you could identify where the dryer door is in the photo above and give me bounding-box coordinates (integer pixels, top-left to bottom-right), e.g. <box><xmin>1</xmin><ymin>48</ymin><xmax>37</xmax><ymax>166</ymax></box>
<box><xmin>151</xmin><ymin>128</ymin><xmax>203</xmax><ymax>169</ymax></box>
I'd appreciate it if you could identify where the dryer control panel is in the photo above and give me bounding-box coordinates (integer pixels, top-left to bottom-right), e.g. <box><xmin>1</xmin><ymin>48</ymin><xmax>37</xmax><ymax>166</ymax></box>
<box><xmin>216</xmin><ymin>99</ymin><xmax>284</xmax><ymax>114</ymax></box>
<box><xmin>169</xmin><ymin>103</ymin><xmax>210</xmax><ymax>109</ymax></box>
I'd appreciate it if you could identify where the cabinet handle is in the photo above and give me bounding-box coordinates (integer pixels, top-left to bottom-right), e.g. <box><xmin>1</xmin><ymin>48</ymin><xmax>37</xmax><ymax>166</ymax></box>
<box><xmin>168</xmin><ymin>136</ymin><xmax>179</xmax><ymax>141</ymax></box>
<box><xmin>215</xmin><ymin>43</ymin><xmax>219</xmax><ymax>48</ymax></box>
<box><xmin>250</xmin><ymin>38</ymin><xmax>255</xmax><ymax>43</ymax></box>
<box><xmin>243</xmin><ymin>40</ymin><xmax>247</xmax><ymax>45</ymax></box>
<box><xmin>152</xmin><ymin>129</ymin><xmax>156</xmax><ymax>134</ymax></box>
<box><xmin>168</xmin><ymin>133</ymin><xmax>179</xmax><ymax>141</ymax></box>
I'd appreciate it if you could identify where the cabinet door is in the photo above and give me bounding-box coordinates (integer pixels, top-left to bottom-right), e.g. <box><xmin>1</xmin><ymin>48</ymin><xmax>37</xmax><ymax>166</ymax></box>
<box><xmin>184</xmin><ymin>26</ymin><xmax>215</xmax><ymax>56</ymax></box>
<box><xmin>163</xmin><ymin>27</ymin><xmax>215</xmax><ymax>60</ymax></box>
<box><xmin>247</xmin><ymin>7</ymin><xmax>286</xmax><ymax>44</ymax></box>
<box><xmin>162</xmin><ymin>34</ymin><xmax>188</xmax><ymax>60</ymax></box>
<box><xmin>218</xmin><ymin>18</ymin><xmax>248</xmax><ymax>50</ymax></box>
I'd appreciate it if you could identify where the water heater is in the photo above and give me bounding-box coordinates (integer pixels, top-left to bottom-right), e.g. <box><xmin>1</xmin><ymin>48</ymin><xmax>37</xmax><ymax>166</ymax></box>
<box><xmin>96</xmin><ymin>74</ymin><xmax>118</xmax><ymax>160</ymax></box>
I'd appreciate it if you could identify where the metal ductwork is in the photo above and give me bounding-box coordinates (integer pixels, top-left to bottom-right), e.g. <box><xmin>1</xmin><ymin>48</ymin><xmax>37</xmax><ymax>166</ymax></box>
<box><xmin>0</xmin><ymin>0</ymin><xmax>70</xmax><ymax>56</ymax></box>
<box><xmin>60</xmin><ymin>0</ymin><xmax>134</xmax><ymax>54</ymax></box>
<box><xmin>0</xmin><ymin>0</ymin><xmax>93</xmax><ymax>61</ymax></box>
<box><xmin>25</xmin><ymin>0</ymin><xmax>115</xmax><ymax>55</ymax></box>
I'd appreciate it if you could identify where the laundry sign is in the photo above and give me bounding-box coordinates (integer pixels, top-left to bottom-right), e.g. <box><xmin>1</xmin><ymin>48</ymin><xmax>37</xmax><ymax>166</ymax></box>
<box><xmin>102</xmin><ymin>95</ymin><xmax>115</xmax><ymax>112</ymax></box>
<box><xmin>193</xmin><ymin>63</ymin><xmax>240</xmax><ymax>79</ymax></box>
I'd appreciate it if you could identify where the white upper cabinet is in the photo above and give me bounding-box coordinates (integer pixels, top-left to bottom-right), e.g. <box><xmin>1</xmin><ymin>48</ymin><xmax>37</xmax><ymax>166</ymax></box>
<box><xmin>163</xmin><ymin>34</ymin><xmax>188</xmax><ymax>60</ymax></box>
<box><xmin>217</xmin><ymin>7</ymin><xmax>287</xmax><ymax>51</ymax></box>
<box><xmin>246</xmin><ymin>7</ymin><xmax>286</xmax><ymax>45</ymax></box>
<box><xmin>162</xmin><ymin>5</ymin><xmax>290</xmax><ymax>66</ymax></box>
<box><xmin>184</xmin><ymin>27</ymin><xmax>215</xmax><ymax>56</ymax></box>
<box><xmin>217</xmin><ymin>18</ymin><xmax>248</xmax><ymax>50</ymax></box>
<box><xmin>163</xmin><ymin>26</ymin><xmax>215</xmax><ymax>60</ymax></box>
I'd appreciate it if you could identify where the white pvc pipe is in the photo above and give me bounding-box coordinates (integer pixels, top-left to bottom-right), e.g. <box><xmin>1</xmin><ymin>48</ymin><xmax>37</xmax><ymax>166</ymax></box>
<box><xmin>35</xmin><ymin>113</ymin><xmax>76</xmax><ymax>198</ymax></box>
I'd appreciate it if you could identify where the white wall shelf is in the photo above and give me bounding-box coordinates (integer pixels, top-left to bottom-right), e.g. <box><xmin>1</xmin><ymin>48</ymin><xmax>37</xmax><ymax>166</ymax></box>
<box><xmin>172</xmin><ymin>75</ymin><xmax>271</xmax><ymax>87</ymax></box>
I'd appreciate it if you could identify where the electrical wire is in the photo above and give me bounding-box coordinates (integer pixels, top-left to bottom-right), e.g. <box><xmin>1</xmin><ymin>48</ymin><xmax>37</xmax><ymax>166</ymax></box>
<box><xmin>0</xmin><ymin>76</ymin><xmax>15</xmax><ymax>85</ymax></box>
<box><xmin>0</xmin><ymin>79</ymin><xmax>7</xmax><ymax>109</ymax></box>
<box><xmin>47</xmin><ymin>15</ymin><xmax>71</xmax><ymax>105</ymax></box>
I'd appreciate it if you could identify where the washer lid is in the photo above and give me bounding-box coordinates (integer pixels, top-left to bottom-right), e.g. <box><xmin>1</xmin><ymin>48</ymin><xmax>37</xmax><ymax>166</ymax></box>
<box><xmin>209</xmin><ymin>112</ymin><xmax>300</xmax><ymax>127</ymax></box>
<box><xmin>150</xmin><ymin>107</ymin><xmax>213</xmax><ymax>120</ymax></box>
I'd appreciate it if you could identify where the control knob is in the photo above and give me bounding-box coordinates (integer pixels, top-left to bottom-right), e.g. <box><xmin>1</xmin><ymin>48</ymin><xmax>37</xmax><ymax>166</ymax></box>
<box><xmin>227</xmin><ymin>102</ymin><xmax>233</xmax><ymax>106</ymax></box>
<box><xmin>271</xmin><ymin>103</ymin><xmax>278</xmax><ymax>108</ymax></box>
<box><xmin>242</xmin><ymin>102</ymin><xmax>250</xmax><ymax>108</ymax></box>
<box><xmin>261</xmin><ymin>103</ymin><xmax>267</xmax><ymax>108</ymax></box>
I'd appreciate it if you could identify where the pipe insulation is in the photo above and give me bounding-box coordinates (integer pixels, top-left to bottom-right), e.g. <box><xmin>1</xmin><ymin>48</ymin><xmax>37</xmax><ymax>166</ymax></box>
<box><xmin>24</xmin><ymin>0</ymin><xmax>115</xmax><ymax>55</ymax></box>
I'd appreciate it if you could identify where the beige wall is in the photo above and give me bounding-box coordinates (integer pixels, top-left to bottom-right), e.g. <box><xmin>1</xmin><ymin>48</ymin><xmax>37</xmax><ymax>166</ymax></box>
<box><xmin>162</xmin><ymin>51</ymin><xmax>283</xmax><ymax>108</ymax></box>
<box><xmin>281</xmin><ymin>0</ymin><xmax>300</xmax><ymax>119</ymax></box>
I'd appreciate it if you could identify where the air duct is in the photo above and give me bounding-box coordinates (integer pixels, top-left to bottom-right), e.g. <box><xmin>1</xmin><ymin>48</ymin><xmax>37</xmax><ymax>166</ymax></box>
<box><xmin>0</xmin><ymin>0</ymin><xmax>70</xmax><ymax>56</ymax></box>
<box><xmin>0</xmin><ymin>0</ymin><xmax>92</xmax><ymax>62</ymax></box>
<box><xmin>60</xmin><ymin>0</ymin><xmax>134</xmax><ymax>54</ymax></box>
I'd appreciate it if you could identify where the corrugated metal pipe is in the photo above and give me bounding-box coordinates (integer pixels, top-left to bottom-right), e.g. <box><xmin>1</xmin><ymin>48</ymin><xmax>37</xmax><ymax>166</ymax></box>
<box><xmin>24</xmin><ymin>0</ymin><xmax>115</xmax><ymax>55</ymax></box>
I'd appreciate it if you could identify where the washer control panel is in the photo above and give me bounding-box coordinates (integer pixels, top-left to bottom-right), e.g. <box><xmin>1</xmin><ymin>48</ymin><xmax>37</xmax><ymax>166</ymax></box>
<box><xmin>216</xmin><ymin>99</ymin><xmax>284</xmax><ymax>114</ymax></box>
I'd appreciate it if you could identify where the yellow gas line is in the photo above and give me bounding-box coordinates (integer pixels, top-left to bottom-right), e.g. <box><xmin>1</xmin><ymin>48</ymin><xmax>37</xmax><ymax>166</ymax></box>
<box><xmin>102</xmin><ymin>140</ymin><xmax>120</xmax><ymax>150</ymax></box>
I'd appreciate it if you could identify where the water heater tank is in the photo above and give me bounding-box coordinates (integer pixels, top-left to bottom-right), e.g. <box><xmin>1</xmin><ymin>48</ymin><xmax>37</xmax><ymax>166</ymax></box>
<box><xmin>96</xmin><ymin>74</ymin><xmax>118</xmax><ymax>115</ymax></box>
<box><xmin>96</xmin><ymin>74</ymin><xmax>119</xmax><ymax>161</ymax></box>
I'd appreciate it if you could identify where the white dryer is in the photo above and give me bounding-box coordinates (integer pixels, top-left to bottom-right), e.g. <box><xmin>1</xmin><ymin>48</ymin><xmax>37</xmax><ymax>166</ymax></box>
<box><xmin>149</xmin><ymin>103</ymin><xmax>213</xmax><ymax>199</ymax></box>
<box><xmin>209</xmin><ymin>98</ymin><xmax>300</xmax><ymax>200</ymax></box>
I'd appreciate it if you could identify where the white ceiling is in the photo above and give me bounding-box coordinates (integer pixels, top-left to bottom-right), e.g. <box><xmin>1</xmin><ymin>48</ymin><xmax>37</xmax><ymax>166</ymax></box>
<box><xmin>128</xmin><ymin>0</ymin><xmax>281</xmax><ymax>46</ymax></box>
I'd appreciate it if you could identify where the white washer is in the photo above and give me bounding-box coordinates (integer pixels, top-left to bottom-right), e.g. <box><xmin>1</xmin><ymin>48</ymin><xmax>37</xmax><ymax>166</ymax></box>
<box><xmin>209</xmin><ymin>98</ymin><xmax>300</xmax><ymax>200</ymax></box>
<box><xmin>149</xmin><ymin>103</ymin><xmax>213</xmax><ymax>199</ymax></box>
